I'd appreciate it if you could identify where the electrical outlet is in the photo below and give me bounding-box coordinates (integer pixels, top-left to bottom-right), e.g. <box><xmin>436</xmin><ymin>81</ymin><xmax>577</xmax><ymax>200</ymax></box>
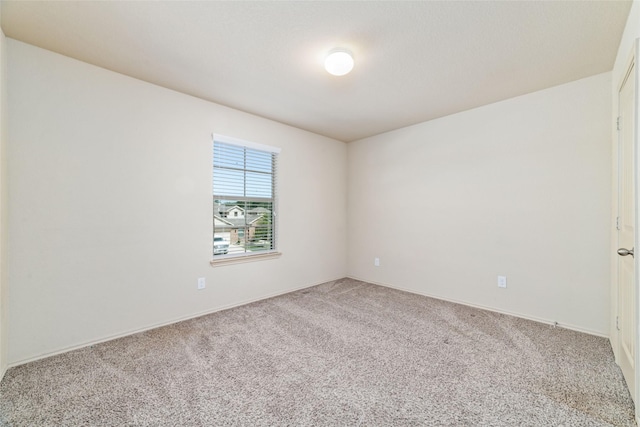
<box><xmin>197</xmin><ymin>277</ymin><xmax>206</xmax><ymax>290</ymax></box>
<box><xmin>374</xmin><ymin>257</ymin><xmax>380</xmax><ymax>267</ymax></box>
<box><xmin>497</xmin><ymin>276</ymin><xmax>507</xmax><ymax>288</ymax></box>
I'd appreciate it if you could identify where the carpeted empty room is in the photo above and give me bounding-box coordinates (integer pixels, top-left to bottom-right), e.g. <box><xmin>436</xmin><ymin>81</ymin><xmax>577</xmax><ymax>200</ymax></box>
<box><xmin>2</xmin><ymin>1</ymin><xmax>640</xmax><ymax>426</ymax></box>
<box><xmin>0</xmin><ymin>279</ymin><xmax>634</xmax><ymax>426</ymax></box>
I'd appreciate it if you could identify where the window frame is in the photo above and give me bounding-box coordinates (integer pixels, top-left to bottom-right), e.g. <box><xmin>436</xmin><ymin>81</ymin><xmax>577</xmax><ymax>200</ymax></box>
<box><xmin>210</xmin><ymin>134</ymin><xmax>281</xmax><ymax>266</ymax></box>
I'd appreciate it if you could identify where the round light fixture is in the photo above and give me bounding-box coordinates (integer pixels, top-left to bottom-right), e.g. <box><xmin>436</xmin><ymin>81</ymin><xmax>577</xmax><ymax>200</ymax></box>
<box><xmin>324</xmin><ymin>49</ymin><xmax>354</xmax><ymax>76</ymax></box>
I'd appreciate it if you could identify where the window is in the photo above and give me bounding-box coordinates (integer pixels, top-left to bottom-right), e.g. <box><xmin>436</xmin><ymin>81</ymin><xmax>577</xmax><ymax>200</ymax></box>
<box><xmin>212</xmin><ymin>135</ymin><xmax>280</xmax><ymax>263</ymax></box>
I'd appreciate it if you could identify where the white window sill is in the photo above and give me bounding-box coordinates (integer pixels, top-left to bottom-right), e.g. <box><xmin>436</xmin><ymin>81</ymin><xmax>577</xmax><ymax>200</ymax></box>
<box><xmin>210</xmin><ymin>251</ymin><xmax>282</xmax><ymax>267</ymax></box>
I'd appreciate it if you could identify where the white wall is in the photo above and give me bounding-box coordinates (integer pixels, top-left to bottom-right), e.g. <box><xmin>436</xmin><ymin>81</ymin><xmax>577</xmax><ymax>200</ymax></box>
<box><xmin>7</xmin><ymin>39</ymin><xmax>347</xmax><ymax>365</ymax></box>
<box><xmin>4</xmin><ymin>30</ymin><xmax>618</xmax><ymax>364</ymax></box>
<box><xmin>0</xmin><ymin>5</ymin><xmax>8</xmax><ymax>379</ymax></box>
<box><xmin>347</xmin><ymin>73</ymin><xmax>612</xmax><ymax>336</ymax></box>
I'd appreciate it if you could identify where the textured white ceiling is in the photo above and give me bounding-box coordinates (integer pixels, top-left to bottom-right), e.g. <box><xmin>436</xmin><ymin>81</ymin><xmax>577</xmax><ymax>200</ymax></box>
<box><xmin>1</xmin><ymin>1</ymin><xmax>632</xmax><ymax>142</ymax></box>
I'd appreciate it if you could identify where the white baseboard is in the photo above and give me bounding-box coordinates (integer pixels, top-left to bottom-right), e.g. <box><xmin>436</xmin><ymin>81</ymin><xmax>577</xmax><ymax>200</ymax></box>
<box><xmin>8</xmin><ymin>275</ymin><xmax>608</xmax><ymax>369</ymax></box>
<box><xmin>8</xmin><ymin>276</ymin><xmax>345</xmax><ymax>369</ymax></box>
<box><xmin>347</xmin><ymin>275</ymin><xmax>609</xmax><ymax>339</ymax></box>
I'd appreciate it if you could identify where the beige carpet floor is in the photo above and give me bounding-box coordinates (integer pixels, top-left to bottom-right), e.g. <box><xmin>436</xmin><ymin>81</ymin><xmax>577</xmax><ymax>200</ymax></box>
<box><xmin>0</xmin><ymin>278</ymin><xmax>635</xmax><ymax>426</ymax></box>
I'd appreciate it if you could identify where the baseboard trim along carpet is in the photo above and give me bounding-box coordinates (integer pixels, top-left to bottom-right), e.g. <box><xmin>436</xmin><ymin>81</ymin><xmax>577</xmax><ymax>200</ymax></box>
<box><xmin>0</xmin><ymin>277</ymin><xmax>633</xmax><ymax>426</ymax></box>
<box><xmin>348</xmin><ymin>275</ymin><xmax>608</xmax><ymax>338</ymax></box>
<box><xmin>7</xmin><ymin>276</ymin><xmax>345</xmax><ymax>369</ymax></box>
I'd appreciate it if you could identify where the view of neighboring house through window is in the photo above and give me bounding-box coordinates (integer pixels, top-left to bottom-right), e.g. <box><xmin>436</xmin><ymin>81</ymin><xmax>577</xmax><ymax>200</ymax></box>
<box><xmin>213</xmin><ymin>135</ymin><xmax>279</xmax><ymax>258</ymax></box>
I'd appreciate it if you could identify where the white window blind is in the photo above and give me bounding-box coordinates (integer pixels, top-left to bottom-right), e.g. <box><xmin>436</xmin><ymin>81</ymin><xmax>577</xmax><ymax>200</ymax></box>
<box><xmin>213</xmin><ymin>135</ymin><xmax>279</xmax><ymax>259</ymax></box>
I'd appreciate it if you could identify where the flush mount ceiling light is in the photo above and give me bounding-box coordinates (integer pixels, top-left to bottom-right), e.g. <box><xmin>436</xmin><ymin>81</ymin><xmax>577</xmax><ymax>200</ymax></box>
<box><xmin>324</xmin><ymin>49</ymin><xmax>354</xmax><ymax>76</ymax></box>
